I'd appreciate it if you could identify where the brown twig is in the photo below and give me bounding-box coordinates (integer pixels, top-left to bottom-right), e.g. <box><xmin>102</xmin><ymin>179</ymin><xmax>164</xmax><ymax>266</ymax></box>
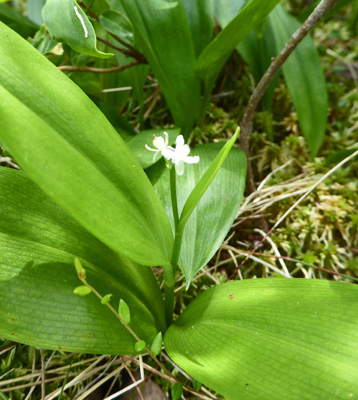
<box><xmin>239</xmin><ymin>0</ymin><xmax>339</xmax><ymax>194</ymax></box>
<box><xmin>79</xmin><ymin>1</ymin><xmax>145</xmax><ymax>62</ymax></box>
<box><xmin>96</xmin><ymin>37</ymin><xmax>147</xmax><ymax>62</ymax></box>
<box><xmin>58</xmin><ymin>60</ymin><xmax>141</xmax><ymax>73</ymax></box>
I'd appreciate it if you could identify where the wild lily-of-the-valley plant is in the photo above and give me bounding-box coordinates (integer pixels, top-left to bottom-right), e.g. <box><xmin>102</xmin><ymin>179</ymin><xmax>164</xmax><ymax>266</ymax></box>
<box><xmin>1</xmin><ymin>11</ymin><xmax>358</xmax><ymax>400</ymax></box>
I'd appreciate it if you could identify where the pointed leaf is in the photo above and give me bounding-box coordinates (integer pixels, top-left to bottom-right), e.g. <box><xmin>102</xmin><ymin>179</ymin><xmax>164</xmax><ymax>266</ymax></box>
<box><xmin>195</xmin><ymin>0</ymin><xmax>281</xmax><ymax>97</ymax></box>
<box><xmin>0</xmin><ymin>168</ymin><xmax>166</xmax><ymax>354</ymax></box>
<box><xmin>150</xmin><ymin>331</ymin><xmax>163</xmax><ymax>356</ymax></box>
<box><xmin>165</xmin><ymin>279</ymin><xmax>358</xmax><ymax>400</ymax></box>
<box><xmin>149</xmin><ymin>133</ymin><xmax>246</xmax><ymax>284</ymax></box>
<box><xmin>42</xmin><ymin>0</ymin><xmax>113</xmax><ymax>58</ymax></box>
<box><xmin>181</xmin><ymin>0</ymin><xmax>213</xmax><ymax>57</ymax></box>
<box><xmin>114</xmin><ymin>0</ymin><xmax>200</xmax><ymax>133</ymax></box>
<box><xmin>267</xmin><ymin>5</ymin><xmax>328</xmax><ymax>156</ymax></box>
<box><xmin>0</xmin><ymin>22</ymin><xmax>173</xmax><ymax>266</ymax></box>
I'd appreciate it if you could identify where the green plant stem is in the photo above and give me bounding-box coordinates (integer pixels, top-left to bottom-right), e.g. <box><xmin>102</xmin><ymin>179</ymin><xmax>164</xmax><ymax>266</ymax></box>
<box><xmin>170</xmin><ymin>167</ymin><xmax>179</xmax><ymax>230</ymax></box>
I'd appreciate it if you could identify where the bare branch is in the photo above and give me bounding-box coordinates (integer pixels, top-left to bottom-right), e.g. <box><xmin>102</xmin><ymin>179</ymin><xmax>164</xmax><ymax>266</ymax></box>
<box><xmin>58</xmin><ymin>60</ymin><xmax>141</xmax><ymax>73</ymax></box>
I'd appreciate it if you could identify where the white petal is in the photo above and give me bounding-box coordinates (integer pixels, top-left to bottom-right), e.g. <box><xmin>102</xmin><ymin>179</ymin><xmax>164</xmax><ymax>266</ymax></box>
<box><xmin>161</xmin><ymin>147</ymin><xmax>175</xmax><ymax>160</ymax></box>
<box><xmin>179</xmin><ymin>144</ymin><xmax>190</xmax><ymax>157</ymax></box>
<box><xmin>153</xmin><ymin>150</ymin><xmax>160</xmax><ymax>163</ymax></box>
<box><xmin>163</xmin><ymin>131</ymin><xmax>169</xmax><ymax>146</ymax></box>
<box><xmin>183</xmin><ymin>155</ymin><xmax>200</xmax><ymax>164</ymax></box>
<box><xmin>145</xmin><ymin>144</ymin><xmax>157</xmax><ymax>152</ymax></box>
<box><xmin>175</xmin><ymin>135</ymin><xmax>185</xmax><ymax>148</ymax></box>
<box><xmin>175</xmin><ymin>160</ymin><xmax>185</xmax><ymax>175</ymax></box>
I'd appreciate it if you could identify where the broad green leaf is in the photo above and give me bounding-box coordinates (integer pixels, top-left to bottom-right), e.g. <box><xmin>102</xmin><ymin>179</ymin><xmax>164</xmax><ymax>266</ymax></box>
<box><xmin>122</xmin><ymin>128</ymin><xmax>180</xmax><ymax>169</ymax></box>
<box><xmin>114</xmin><ymin>0</ymin><xmax>200</xmax><ymax>134</ymax></box>
<box><xmin>267</xmin><ymin>5</ymin><xmax>328</xmax><ymax>157</ymax></box>
<box><xmin>195</xmin><ymin>0</ymin><xmax>281</xmax><ymax>101</ymax></box>
<box><xmin>0</xmin><ymin>22</ymin><xmax>173</xmax><ymax>266</ymax></box>
<box><xmin>165</xmin><ymin>279</ymin><xmax>358</xmax><ymax>400</ymax></box>
<box><xmin>0</xmin><ymin>168</ymin><xmax>166</xmax><ymax>354</ymax></box>
<box><xmin>149</xmin><ymin>132</ymin><xmax>246</xmax><ymax>284</ymax></box>
<box><xmin>42</xmin><ymin>0</ymin><xmax>113</xmax><ymax>58</ymax></box>
<box><xmin>181</xmin><ymin>0</ymin><xmax>213</xmax><ymax>58</ymax></box>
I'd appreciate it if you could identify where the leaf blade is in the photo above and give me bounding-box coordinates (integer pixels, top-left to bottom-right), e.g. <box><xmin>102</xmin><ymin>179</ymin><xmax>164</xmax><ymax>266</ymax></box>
<box><xmin>0</xmin><ymin>22</ymin><xmax>173</xmax><ymax>266</ymax></box>
<box><xmin>165</xmin><ymin>279</ymin><xmax>358</xmax><ymax>399</ymax></box>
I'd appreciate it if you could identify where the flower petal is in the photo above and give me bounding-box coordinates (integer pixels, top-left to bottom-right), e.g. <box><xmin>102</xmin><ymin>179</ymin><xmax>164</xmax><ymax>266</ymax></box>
<box><xmin>175</xmin><ymin>135</ymin><xmax>185</xmax><ymax>148</ymax></box>
<box><xmin>175</xmin><ymin>160</ymin><xmax>185</xmax><ymax>176</ymax></box>
<box><xmin>183</xmin><ymin>155</ymin><xmax>200</xmax><ymax>164</ymax></box>
<box><xmin>161</xmin><ymin>147</ymin><xmax>175</xmax><ymax>160</ymax></box>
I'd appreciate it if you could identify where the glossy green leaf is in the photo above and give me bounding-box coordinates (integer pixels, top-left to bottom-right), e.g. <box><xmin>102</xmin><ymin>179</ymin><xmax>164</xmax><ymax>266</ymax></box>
<box><xmin>122</xmin><ymin>128</ymin><xmax>180</xmax><ymax>169</ymax></box>
<box><xmin>114</xmin><ymin>0</ymin><xmax>200</xmax><ymax>134</ymax></box>
<box><xmin>0</xmin><ymin>22</ymin><xmax>173</xmax><ymax>266</ymax></box>
<box><xmin>267</xmin><ymin>5</ymin><xmax>328</xmax><ymax>156</ymax></box>
<box><xmin>165</xmin><ymin>279</ymin><xmax>358</xmax><ymax>400</ymax></box>
<box><xmin>0</xmin><ymin>3</ymin><xmax>38</xmax><ymax>38</ymax></box>
<box><xmin>42</xmin><ymin>0</ymin><xmax>113</xmax><ymax>58</ymax></box>
<box><xmin>195</xmin><ymin>0</ymin><xmax>281</xmax><ymax>100</ymax></box>
<box><xmin>149</xmin><ymin>132</ymin><xmax>246</xmax><ymax>284</ymax></box>
<box><xmin>181</xmin><ymin>0</ymin><xmax>213</xmax><ymax>57</ymax></box>
<box><xmin>0</xmin><ymin>168</ymin><xmax>166</xmax><ymax>354</ymax></box>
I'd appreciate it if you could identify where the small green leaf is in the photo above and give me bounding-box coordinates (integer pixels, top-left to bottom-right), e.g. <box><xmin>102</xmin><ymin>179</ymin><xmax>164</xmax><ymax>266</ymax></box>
<box><xmin>101</xmin><ymin>294</ymin><xmax>113</xmax><ymax>305</ymax></box>
<box><xmin>74</xmin><ymin>258</ymin><xmax>86</xmax><ymax>280</ymax></box>
<box><xmin>150</xmin><ymin>332</ymin><xmax>163</xmax><ymax>356</ymax></box>
<box><xmin>171</xmin><ymin>382</ymin><xmax>183</xmax><ymax>400</ymax></box>
<box><xmin>134</xmin><ymin>340</ymin><xmax>146</xmax><ymax>353</ymax></box>
<box><xmin>118</xmin><ymin>299</ymin><xmax>131</xmax><ymax>324</ymax></box>
<box><xmin>73</xmin><ymin>285</ymin><xmax>92</xmax><ymax>296</ymax></box>
<box><xmin>42</xmin><ymin>0</ymin><xmax>113</xmax><ymax>58</ymax></box>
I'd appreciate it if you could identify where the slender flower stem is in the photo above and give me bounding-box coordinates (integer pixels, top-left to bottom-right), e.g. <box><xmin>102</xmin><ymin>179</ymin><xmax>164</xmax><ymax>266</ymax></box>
<box><xmin>163</xmin><ymin>168</ymin><xmax>184</xmax><ymax>325</ymax></box>
<box><xmin>170</xmin><ymin>167</ymin><xmax>179</xmax><ymax>230</ymax></box>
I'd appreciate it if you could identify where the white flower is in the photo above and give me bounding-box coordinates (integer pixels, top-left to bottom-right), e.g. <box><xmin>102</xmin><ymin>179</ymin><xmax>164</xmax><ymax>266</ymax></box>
<box><xmin>161</xmin><ymin>135</ymin><xmax>200</xmax><ymax>176</ymax></box>
<box><xmin>145</xmin><ymin>131</ymin><xmax>169</xmax><ymax>162</ymax></box>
